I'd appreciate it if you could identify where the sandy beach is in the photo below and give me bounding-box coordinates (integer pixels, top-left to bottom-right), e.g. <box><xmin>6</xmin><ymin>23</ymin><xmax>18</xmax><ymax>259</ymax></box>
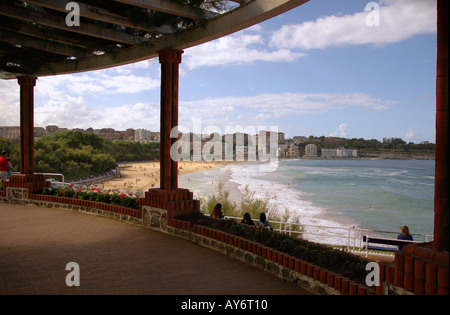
<box><xmin>99</xmin><ymin>161</ymin><xmax>230</xmax><ymax>193</ymax></box>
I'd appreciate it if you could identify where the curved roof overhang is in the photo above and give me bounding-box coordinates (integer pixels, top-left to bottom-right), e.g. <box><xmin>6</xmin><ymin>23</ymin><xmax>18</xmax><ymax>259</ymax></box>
<box><xmin>0</xmin><ymin>0</ymin><xmax>309</xmax><ymax>79</ymax></box>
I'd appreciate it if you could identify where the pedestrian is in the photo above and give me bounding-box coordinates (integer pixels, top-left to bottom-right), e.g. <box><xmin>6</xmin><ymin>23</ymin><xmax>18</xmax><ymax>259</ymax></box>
<box><xmin>7</xmin><ymin>158</ymin><xmax>13</xmax><ymax>178</ymax></box>
<box><xmin>0</xmin><ymin>151</ymin><xmax>11</xmax><ymax>182</ymax></box>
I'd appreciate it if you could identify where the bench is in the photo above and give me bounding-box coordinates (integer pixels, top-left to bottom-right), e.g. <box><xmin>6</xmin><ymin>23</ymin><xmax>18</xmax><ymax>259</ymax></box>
<box><xmin>362</xmin><ymin>235</ymin><xmax>417</xmax><ymax>258</ymax></box>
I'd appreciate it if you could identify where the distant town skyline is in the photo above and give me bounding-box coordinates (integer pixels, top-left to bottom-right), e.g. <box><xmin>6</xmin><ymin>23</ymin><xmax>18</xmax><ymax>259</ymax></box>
<box><xmin>0</xmin><ymin>0</ymin><xmax>438</xmax><ymax>143</ymax></box>
<box><xmin>0</xmin><ymin>124</ymin><xmax>434</xmax><ymax>145</ymax></box>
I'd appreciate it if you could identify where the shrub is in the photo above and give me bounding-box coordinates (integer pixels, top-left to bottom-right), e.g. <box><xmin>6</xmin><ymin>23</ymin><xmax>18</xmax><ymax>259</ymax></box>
<box><xmin>40</xmin><ymin>185</ymin><xmax>140</xmax><ymax>209</ymax></box>
<box><xmin>180</xmin><ymin>211</ymin><xmax>369</xmax><ymax>284</ymax></box>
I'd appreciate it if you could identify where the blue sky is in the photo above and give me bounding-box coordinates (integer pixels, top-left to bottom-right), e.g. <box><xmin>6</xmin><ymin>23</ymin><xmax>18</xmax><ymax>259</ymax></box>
<box><xmin>0</xmin><ymin>0</ymin><xmax>438</xmax><ymax>143</ymax></box>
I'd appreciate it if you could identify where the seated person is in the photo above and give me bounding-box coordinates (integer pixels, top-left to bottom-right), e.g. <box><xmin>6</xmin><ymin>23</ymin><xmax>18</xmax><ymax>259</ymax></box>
<box><xmin>397</xmin><ymin>225</ymin><xmax>413</xmax><ymax>250</ymax></box>
<box><xmin>241</xmin><ymin>212</ymin><xmax>255</xmax><ymax>226</ymax></box>
<box><xmin>211</xmin><ymin>203</ymin><xmax>224</xmax><ymax>218</ymax></box>
<box><xmin>257</xmin><ymin>212</ymin><xmax>273</xmax><ymax>231</ymax></box>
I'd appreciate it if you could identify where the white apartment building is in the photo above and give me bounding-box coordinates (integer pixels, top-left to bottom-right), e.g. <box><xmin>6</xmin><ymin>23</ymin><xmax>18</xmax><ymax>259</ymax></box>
<box><xmin>321</xmin><ymin>147</ymin><xmax>358</xmax><ymax>158</ymax></box>
<box><xmin>304</xmin><ymin>144</ymin><xmax>318</xmax><ymax>157</ymax></box>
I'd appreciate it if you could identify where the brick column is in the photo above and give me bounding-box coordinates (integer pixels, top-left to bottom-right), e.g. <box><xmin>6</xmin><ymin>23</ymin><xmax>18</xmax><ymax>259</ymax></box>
<box><xmin>434</xmin><ymin>0</ymin><xmax>448</xmax><ymax>251</ymax></box>
<box><xmin>158</xmin><ymin>47</ymin><xmax>182</xmax><ymax>190</ymax></box>
<box><xmin>6</xmin><ymin>76</ymin><xmax>48</xmax><ymax>194</ymax></box>
<box><xmin>18</xmin><ymin>76</ymin><xmax>37</xmax><ymax>175</ymax></box>
<box><xmin>140</xmin><ymin>48</ymin><xmax>199</xmax><ymax>219</ymax></box>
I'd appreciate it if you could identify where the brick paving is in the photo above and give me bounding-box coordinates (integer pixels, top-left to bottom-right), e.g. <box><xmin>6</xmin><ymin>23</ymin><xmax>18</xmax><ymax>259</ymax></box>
<box><xmin>0</xmin><ymin>203</ymin><xmax>310</xmax><ymax>295</ymax></box>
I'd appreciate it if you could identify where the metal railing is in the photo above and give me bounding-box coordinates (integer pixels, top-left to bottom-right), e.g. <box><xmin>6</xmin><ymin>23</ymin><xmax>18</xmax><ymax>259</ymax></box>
<box><xmin>38</xmin><ymin>172</ymin><xmax>65</xmax><ymax>183</ymax></box>
<box><xmin>225</xmin><ymin>216</ymin><xmax>433</xmax><ymax>256</ymax></box>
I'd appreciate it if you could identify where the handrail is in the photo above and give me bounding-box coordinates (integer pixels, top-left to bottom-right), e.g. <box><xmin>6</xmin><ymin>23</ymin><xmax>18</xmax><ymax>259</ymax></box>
<box><xmin>224</xmin><ymin>215</ymin><xmax>434</xmax><ymax>255</ymax></box>
<box><xmin>37</xmin><ymin>172</ymin><xmax>65</xmax><ymax>183</ymax></box>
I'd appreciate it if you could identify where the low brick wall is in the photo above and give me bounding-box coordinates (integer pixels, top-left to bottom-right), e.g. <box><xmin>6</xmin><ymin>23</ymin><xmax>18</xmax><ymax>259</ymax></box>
<box><xmin>0</xmin><ymin>187</ymin><xmax>142</xmax><ymax>225</ymax></box>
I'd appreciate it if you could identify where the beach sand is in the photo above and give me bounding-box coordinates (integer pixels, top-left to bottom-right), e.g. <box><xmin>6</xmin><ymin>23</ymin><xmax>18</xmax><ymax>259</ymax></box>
<box><xmin>99</xmin><ymin>161</ymin><xmax>230</xmax><ymax>193</ymax></box>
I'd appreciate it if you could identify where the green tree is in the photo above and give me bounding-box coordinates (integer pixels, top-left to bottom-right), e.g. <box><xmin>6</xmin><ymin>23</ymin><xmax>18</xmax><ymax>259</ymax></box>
<box><xmin>0</xmin><ymin>139</ymin><xmax>20</xmax><ymax>172</ymax></box>
<box><xmin>34</xmin><ymin>130</ymin><xmax>117</xmax><ymax>180</ymax></box>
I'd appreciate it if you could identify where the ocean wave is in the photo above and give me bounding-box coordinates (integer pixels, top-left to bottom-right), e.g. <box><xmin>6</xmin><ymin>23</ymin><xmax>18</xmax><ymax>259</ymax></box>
<box><xmin>228</xmin><ymin>162</ymin><xmax>359</xmax><ymax>245</ymax></box>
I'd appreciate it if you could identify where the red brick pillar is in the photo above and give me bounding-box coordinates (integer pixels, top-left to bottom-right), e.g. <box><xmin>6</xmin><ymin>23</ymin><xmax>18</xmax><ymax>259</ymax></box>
<box><xmin>158</xmin><ymin>47</ymin><xmax>183</xmax><ymax>190</ymax></box>
<box><xmin>434</xmin><ymin>0</ymin><xmax>448</xmax><ymax>251</ymax></box>
<box><xmin>7</xmin><ymin>76</ymin><xmax>48</xmax><ymax>194</ymax></box>
<box><xmin>18</xmin><ymin>76</ymin><xmax>37</xmax><ymax>175</ymax></box>
<box><xmin>140</xmin><ymin>48</ymin><xmax>199</xmax><ymax>219</ymax></box>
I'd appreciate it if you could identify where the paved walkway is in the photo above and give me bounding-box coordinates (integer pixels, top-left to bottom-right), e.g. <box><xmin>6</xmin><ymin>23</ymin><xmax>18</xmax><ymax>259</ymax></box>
<box><xmin>0</xmin><ymin>203</ymin><xmax>310</xmax><ymax>295</ymax></box>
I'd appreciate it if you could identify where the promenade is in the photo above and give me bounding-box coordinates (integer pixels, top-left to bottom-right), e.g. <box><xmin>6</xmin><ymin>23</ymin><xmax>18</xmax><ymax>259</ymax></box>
<box><xmin>0</xmin><ymin>203</ymin><xmax>310</xmax><ymax>295</ymax></box>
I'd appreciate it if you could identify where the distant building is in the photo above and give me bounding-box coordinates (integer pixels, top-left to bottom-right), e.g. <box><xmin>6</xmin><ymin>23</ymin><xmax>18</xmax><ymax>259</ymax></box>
<box><xmin>123</xmin><ymin>128</ymin><xmax>135</xmax><ymax>141</ymax></box>
<box><xmin>135</xmin><ymin>128</ymin><xmax>150</xmax><ymax>141</ymax></box>
<box><xmin>337</xmin><ymin>148</ymin><xmax>358</xmax><ymax>157</ymax></box>
<box><xmin>321</xmin><ymin>149</ymin><xmax>337</xmax><ymax>158</ymax></box>
<box><xmin>321</xmin><ymin>147</ymin><xmax>358</xmax><ymax>158</ymax></box>
<box><xmin>0</xmin><ymin>126</ymin><xmax>20</xmax><ymax>144</ymax></box>
<box><xmin>0</xmin><ymin>125</ymin><xmax>160</xmax><ymax>144</ymax></box>
<box><xmin>304</xmin><ymin>144</ymin><xmax>318</xmax><ymax>158</ymax></box>
<box><xmin>94</xmin><ymin>128</ymin><xmax>123</xmax><ymax>141</ymax></box>
<box><xmin>286</xmin><ymin>143</ymin><xmax>299</xmax><ymax>158</ymax></box>
<box><xmin>45</xmin><ymin>125</ymin><xmax>67</xmax><ymax>133</ymax></box>
<box><xmin>149</xmin><ymin>131</ymin><xmax>160</xmax><ymax>142</ymax></box>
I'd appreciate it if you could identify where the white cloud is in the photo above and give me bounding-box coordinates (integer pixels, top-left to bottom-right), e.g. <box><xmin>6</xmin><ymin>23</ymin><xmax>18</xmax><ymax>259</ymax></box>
<box><xmin>34</xmin><ymin>100</ymin><xmax>160</xmax><ymax>131</ymax></box>
<box><xmin>404</xmin><ymin>128</ymin><xmax>415</xmax><ymax>141</ymax></box>
<box><xmin>271</xmin><ymin>0</ymin><xmax>436</xmax><ymax>50</ymax></box>
<box><xmin>179</xmin><ymin>92</ymin><xmax>397</xmax><ymax>131</ymax></box>
<box><xmin>37</xmin><ymin>71</ymin><xmax>159</xmax><ymax>97</ymax></box>
<box><xmin>183</xmin><ymin>29</ymin><xmax>306</xmax><ymax>69</ymax></box>
<box><xmin>0</xmin><ymin>80</ymin><xmax>20</xmax><ymax>126</ymax></box>
<box><xmin>330</xmin><ymin>123</ymin><xmax>348</xmax><ymax>137</ymax></box>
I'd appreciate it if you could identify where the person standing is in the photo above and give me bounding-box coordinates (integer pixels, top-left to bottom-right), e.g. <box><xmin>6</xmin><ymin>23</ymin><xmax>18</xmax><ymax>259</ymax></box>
<box><xmin>7</xmin><ymin>158</ymin><xmax>13</xmax><ymax>178</ymax></box>
<box><xmin>0</xmin><ymin>151</ymin><xmax>11</xmax><ymax>182</ymax></box>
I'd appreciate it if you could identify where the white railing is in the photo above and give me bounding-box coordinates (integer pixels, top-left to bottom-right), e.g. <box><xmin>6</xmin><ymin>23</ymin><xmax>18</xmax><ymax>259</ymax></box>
<box><xmin>38</xmin><ymin>172</ymin><xmax>65</xmax><ymax>183</ymax></box>
<box><xmin>224</xmin><ymin>216</ymin><xmax>433</xmax><ymax>256</ymax></box>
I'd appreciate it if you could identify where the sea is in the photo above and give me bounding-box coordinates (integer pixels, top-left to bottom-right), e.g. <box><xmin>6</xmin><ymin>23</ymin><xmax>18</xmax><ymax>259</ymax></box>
<box><xmin>179</xmin><ymin>159</ymin><xmax>435</xmax><ymax>246</ymax></box>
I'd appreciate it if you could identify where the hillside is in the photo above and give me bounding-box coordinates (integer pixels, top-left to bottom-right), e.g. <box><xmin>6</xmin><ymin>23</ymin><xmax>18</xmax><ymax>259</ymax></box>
<box><xmin>358</xmin><ymin>149</ymin><xmax>435</xmax><ymax>160</ymax></box>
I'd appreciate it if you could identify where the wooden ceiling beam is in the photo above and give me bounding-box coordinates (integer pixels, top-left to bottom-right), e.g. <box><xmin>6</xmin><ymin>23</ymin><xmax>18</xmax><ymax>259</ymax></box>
<box><xmin>23</xmin><ymin>0</ymin><xmax>164</xmax><ymax>33</ymax></box>
<box><xmin>0</xmin><ymin>3</ymin><xmax>147</xmax><ymax>45</ymax></box>
<box><xmin>112</xmin><ymin>0</ymin><xmax>219</xmax><ymax>20</ymax></box>
<box><xmin>0</xmin><ymin>30</ymin><xmax>91</xmax><ymax>58</ymax></box>
<box><xmin>0</xmin><ymin>18</ymin><xmax>115</xmax><ymax>51</ymax></box>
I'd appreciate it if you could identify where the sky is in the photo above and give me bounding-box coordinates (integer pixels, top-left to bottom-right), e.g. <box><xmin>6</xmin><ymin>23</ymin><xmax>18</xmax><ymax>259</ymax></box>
<box><xmin>0</xmin><ymin>0</ymin><xmax>438</xmax><ymax>143</ymax></box>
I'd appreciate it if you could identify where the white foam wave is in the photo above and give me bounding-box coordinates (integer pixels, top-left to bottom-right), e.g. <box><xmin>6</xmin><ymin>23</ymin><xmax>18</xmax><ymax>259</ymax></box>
<box><xmin>228</xmin><ymin>162</ymin><xmax>359</xmax><ymax>246</ymax></box>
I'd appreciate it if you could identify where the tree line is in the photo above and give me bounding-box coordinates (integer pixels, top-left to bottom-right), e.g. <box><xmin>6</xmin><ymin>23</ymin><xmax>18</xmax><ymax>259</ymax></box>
<box><xmin>298</xmin><ymin>136</ymin><xmax>435</xmax><ymax>152</ymax></box>
<box><xmin>0</xmin><ymin>130</ymin><xmax>159</xmax><ymax>180</ymax></box>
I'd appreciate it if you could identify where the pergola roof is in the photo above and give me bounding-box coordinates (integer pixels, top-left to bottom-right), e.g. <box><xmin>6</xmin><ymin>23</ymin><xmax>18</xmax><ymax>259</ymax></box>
<box><xmin>0</xmin><ymin>0</ymin><xmax>308</xmax><ymax>79</ymax></box>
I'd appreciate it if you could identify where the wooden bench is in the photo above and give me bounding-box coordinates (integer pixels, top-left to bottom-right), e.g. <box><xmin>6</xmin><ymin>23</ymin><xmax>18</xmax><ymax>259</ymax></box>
<box><xmin>362</xmin><ymin>235</ymin><xmax>417</xmax><ymax>258</ymax></box>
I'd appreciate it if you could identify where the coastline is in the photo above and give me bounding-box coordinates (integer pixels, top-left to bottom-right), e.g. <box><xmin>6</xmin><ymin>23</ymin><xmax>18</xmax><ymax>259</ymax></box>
<box><xmin>99</xmin><ymin>160</ymin><xmax>232</xmax><ymax>193</ymax></box>
<box><xmin>94</xmin><ymin>158</ymin><xmax>433</xmax><ymax>246</ymax></box>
